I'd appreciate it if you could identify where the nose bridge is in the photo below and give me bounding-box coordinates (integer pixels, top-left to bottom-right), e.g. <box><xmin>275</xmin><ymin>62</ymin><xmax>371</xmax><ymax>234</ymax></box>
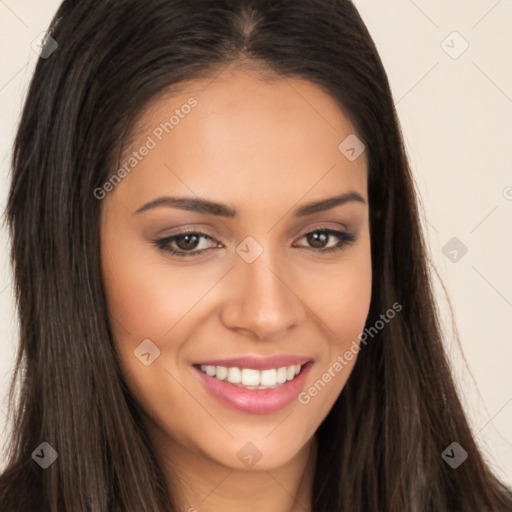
<box><xmin>220</xmin><ymin>239</ymin><xmax>304</xmax><ymax>339</ymax></box>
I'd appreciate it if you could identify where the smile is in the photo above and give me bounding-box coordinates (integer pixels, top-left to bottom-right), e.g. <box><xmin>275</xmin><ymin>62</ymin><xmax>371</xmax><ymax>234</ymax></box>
<box><xmin>198</xmin><ymin>364</ymin><xmax>303</xmax><ymax>389</ymax></box>
<box><xmin>192</xmin><ymin>360</ymin><xmax>314</xmax><ymax>414</ymax></box>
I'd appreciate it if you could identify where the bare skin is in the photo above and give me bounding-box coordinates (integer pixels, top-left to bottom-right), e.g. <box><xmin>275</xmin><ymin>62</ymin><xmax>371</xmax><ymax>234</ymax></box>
<box><xmin>100</xmin><ymin>63</ymin><xmax>372</xmax><ymax>512</ymax></box>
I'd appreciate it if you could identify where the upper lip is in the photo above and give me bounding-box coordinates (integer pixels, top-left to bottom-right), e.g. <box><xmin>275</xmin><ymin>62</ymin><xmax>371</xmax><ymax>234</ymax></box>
<box><xmin>193</xmin><ymin>355</ymin><xmax>313</xmax><ymax>370</ymax></box>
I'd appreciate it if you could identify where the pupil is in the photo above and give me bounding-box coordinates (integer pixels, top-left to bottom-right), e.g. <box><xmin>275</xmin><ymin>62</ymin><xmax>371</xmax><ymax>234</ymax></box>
<box><xmin>308</xmin><ymin>232</ymin><xmax>327</xmax><ymax>248</ymax></box>
<box><xmin>177</xmin><ymin>234</ymin><xmax>200</xmax><ymax>250</ymax></box>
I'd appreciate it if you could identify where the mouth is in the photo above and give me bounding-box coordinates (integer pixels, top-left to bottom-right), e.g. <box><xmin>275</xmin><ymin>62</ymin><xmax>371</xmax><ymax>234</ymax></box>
<box><xmin>191</xmin><ymin>357</ymin><xmax>314</xmax><ymax>414</ymax></box>
<box><xmin>194</xmin><ymin>362</ymin><xmax>305</xmax><ymax>390</ymax></box>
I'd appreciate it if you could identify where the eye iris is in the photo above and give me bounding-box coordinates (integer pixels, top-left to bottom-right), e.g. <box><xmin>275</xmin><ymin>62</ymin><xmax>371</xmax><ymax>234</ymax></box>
<box><xmin>307</xmin><ymin>232</ymin><xmax>329</xmax><ymax>248</ymax></box>
<box><xmin>176</xmin><ymin>234</ymin><xmax>201</xmax><ymax>251</ymax></box>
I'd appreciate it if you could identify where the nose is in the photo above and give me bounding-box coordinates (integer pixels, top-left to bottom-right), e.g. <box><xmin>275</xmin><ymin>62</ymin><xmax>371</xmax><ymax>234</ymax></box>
<box><xmin>219</xmin><ymin>247</ymin><xmax>306</xmax><ymax>341</ymax></box>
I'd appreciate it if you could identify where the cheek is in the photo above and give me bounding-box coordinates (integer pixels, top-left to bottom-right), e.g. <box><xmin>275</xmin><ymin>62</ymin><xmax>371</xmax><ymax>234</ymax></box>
<box><xmin>297</xmin><ymin>234</ymin><xmax>372</xmax><ymax>404</ymax></box>
<box><xmin>102</xmin><ymin>258</ymin><xmax>211</xmax><ymax>339</ymax></box>
<box><xmin>100</xmin><ymin>223</ymin><xmax>222</xmax><ymax>355</ymax></box>
<box><xmin>300</xmin><ymin>232</ymin><xmax>372</xmax><ymax>343</ymax></box>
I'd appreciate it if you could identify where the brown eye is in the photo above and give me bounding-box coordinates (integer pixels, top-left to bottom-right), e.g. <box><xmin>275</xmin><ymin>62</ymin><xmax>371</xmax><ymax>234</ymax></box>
<box><xmin>306</xmin><ymin>231</ymin><xmax>330</xmax><ymax>249</ymax></box>
<box><xmin>174</xmin><ymin>233</ymin><xmax>202</xmax><ymax>251</ymax></box>
<box><xmin>295</xmin><ymin>228</ymin><xmax>356</xmax><ymax>252</ymax></box>
<box><xmin>154</xmin><ymin>231</ymin><xmax>218</xmax><ymax>257</ymax></box>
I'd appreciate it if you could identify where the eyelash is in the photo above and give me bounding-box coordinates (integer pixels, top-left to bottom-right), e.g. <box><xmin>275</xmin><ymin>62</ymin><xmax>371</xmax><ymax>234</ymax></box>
<box><xmin>153</xmin><ymin>227</ymin><xmax>356</xmax><ymax>258</ymax></box>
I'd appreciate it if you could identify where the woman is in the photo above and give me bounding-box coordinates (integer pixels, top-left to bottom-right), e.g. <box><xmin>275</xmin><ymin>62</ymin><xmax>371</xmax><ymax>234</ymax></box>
<box><xmin>1</xmin><ymin>0</ymin><xmax>511</xmax><ymax>510</ymax></box>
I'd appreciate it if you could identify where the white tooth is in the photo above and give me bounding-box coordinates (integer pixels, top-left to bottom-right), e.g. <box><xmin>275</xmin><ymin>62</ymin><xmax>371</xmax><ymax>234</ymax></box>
<box><xmin>205</xmin><ymin>365</ymin><xmax>216</xmax><ymax>377</ymax></box>
<box><xmin>260</xmin><ymin>369</ymin><xmax>277</xmax><ymax>386</ymax></box>
<box><xmin>207</xmin><ymin>364</ymin><xmax>303</xmax><ymax>387</ymax></box>
<box><xmin>216</xmin><ymin>366</ymin><xmax>227</xmax><ymax>380</ymax></box>
<box><xmin>227</xmin><ymin>367</ymin><xmax>241</xmax><ymax>384</ymax></box>
<box><xmin>241</xmin><ymin>368</ymin><xmax>260</xmax><ymax>386</ymax></box>
<box><xmin>276</xmin><ymin>366</ymin><xmax>288</xmax><ymax>384</ymax></box>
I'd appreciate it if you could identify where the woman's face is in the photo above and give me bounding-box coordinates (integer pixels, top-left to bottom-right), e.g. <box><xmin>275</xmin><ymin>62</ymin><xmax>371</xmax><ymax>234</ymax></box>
<box><xmin>100</xmin><ymin>66</ymin><xmax>372</xmax><ymax>471</ymax></box>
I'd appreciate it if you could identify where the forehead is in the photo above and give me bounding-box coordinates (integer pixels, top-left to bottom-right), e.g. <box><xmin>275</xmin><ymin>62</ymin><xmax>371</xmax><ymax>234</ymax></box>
<box><xmin>109</xmin><ymin>67</ymin><xmax>367</xmax><ymax>212</ymax></box>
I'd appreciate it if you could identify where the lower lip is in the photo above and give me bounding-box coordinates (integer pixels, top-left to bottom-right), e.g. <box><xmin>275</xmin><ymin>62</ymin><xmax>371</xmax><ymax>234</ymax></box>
<box><xmin>193</xmin><ymin>362</ymin><xmax>313</xmax><ymax>414</ymax></box>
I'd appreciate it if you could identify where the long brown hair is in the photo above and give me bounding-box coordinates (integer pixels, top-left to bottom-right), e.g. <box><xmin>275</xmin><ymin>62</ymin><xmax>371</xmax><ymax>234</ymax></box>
<box><xmin>1</xmin><ymin>0</ymin><xmax>511</xmax><ymax>510</ymax></box>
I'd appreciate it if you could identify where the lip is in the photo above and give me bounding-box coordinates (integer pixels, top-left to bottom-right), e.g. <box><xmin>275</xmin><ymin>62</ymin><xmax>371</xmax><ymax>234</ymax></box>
<box><xmin>192</xmin><ymin>355</ymin><xmax>312</xmax><ymax>370</ymax></box>
<box><xmin>192</xmin><ymin>360</ymin><xmax>314</xmax><ymax>414</ymax></box>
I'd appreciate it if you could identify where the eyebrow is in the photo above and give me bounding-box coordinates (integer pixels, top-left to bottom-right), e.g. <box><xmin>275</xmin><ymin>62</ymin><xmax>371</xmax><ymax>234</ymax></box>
<box><xmin>134</xmin><ymin>191</ymin><xmax>366</xmax><ymax>217</ymax></box>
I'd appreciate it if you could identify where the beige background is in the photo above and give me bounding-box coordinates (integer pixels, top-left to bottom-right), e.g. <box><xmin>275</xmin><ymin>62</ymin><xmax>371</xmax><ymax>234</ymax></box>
<box><xmin>0</xmin><ymin>0</ymin><xmax>511</xmax><ymax>484</ymax></box>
